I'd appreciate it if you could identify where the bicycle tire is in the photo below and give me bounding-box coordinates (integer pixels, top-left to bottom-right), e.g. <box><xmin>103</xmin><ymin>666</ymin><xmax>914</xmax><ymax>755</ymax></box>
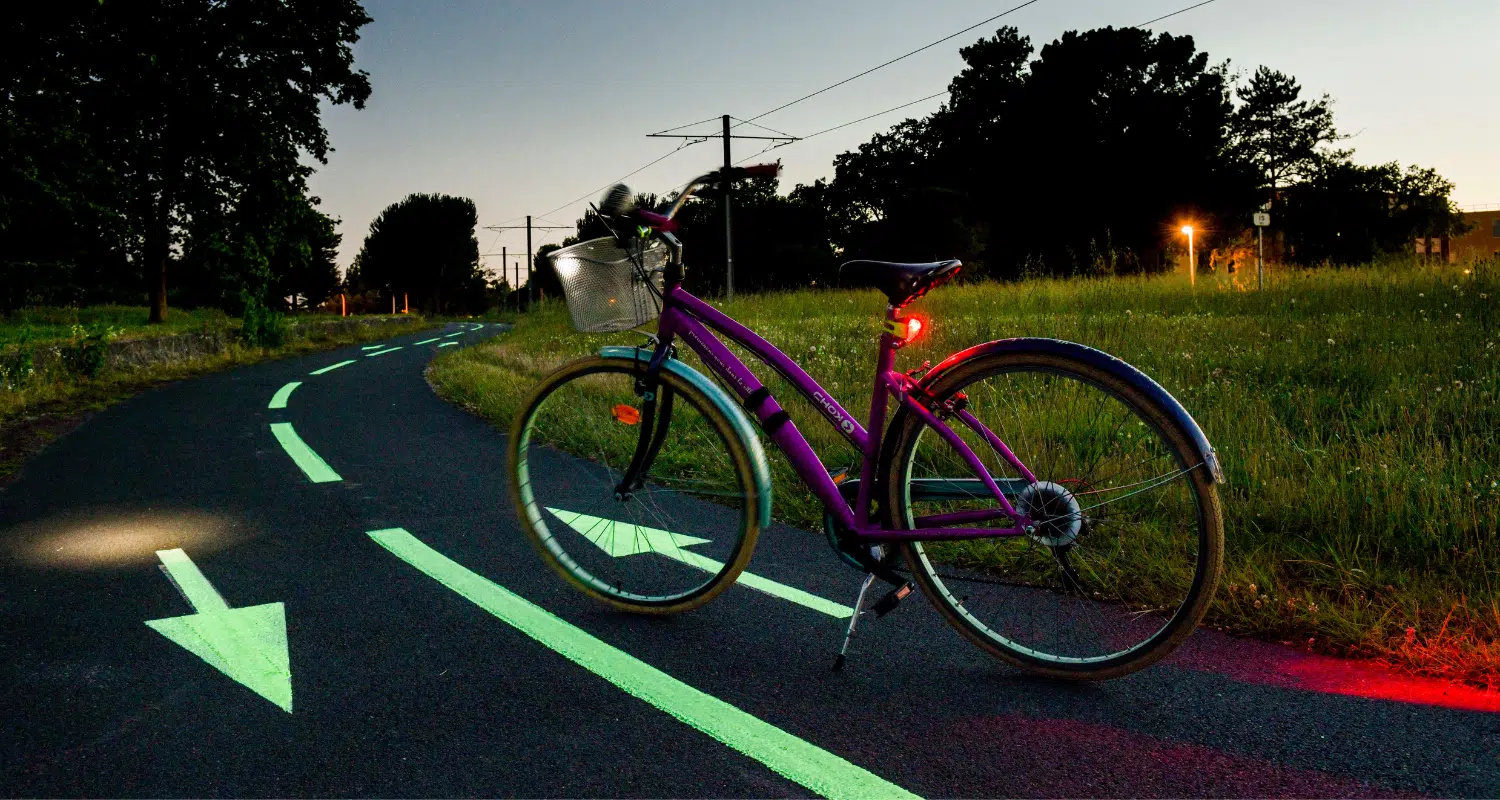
<box><xmin>882</xmin><ymin>345</ymin><xmax>1224</xmax><ymax>680</ymax></box>
<box><xmin>508</xmin><ymin>354</ymin><xmax>763</xmax><ymax>614</ymax></box>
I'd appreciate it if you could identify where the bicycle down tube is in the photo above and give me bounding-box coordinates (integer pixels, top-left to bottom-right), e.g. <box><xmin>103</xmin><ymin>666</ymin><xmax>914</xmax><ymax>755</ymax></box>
<box><xmin>653</xmin><ymin>285</ymin><xmax>1034</xmax><ymax>541</ymax></box>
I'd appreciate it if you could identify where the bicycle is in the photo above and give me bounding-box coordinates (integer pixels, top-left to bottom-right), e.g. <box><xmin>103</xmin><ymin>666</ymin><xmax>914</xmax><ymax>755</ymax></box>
<box><xmin>507</xmin><ymin>162</ymin><xmax>1224</xmax><ymax>680</ymax></box>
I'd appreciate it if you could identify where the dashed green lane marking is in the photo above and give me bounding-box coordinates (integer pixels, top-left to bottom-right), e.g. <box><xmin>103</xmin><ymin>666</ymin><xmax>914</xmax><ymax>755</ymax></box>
<box><xmin>442</xmin><ymin>330</ymin><xmax>466</xmax><ymax>338</ymax></box>
<box><xmin>309</xmin><ymin>359</ymin><xmax>356</xmax><ymax>375</ymax></box>
<box><xmin>368</xmin><ymin>528</ymin><xmax>918</xmax><ymax>800</ymax></box>
<box><xmin>268</xmin><ymin>381</ymin><xmax>302</xmax><ymax>410</ymax></box>
<box><xmin>361</xmin><ymin>344</ymin><xmax>385</xmax><ymax>350</ymax></box>
<box><xmin>269</xmin><ymin>422</ymin><xmax>342</xmax><ymax>483</ymax></box>
<box><xmin>413</xmin><ymin>337</ymin><xmax>443</xmax><ymax>345</ymax></box>
<box><xmin>365</xmin><ymin>346</ymin><xmax>403</xmax><ymax>357</ymax></box>
<box><xmin>437</xmin><ymin>342</ymin><xmax>459</xmax><ymax>348</ymax></box>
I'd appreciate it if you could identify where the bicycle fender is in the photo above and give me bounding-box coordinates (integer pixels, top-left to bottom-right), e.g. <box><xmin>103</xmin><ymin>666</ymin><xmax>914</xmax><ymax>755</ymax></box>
<box><xmin>600</xmin><ymin>346</ymin><xmax>774</xmax><ymax>524</ymax></box>
<box><xmin>918</xmin><ymin>338</ymin><xmax>1225</xmax><ymax>484</ymax></box>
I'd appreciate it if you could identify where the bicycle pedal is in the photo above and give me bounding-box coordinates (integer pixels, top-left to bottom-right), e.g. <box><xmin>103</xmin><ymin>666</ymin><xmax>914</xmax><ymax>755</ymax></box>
<box><xmin>871</xmin><ymin>582</ymin><xmax>914</xmax><ymax>617</ymax></box>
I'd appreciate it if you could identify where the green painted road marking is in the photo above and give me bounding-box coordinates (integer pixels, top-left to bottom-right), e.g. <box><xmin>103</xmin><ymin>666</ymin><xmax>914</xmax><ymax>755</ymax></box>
<box><xmin>365</xmin><ymin>346</ymin><xmax>403</xmax><ymax>357</ymax></box>
<box><xmin>438</xmin><ymin>342</ymin><xmax>459</xmax><ymax>348</ymax></box>
<box><xmin>369</xmin><ymin>528</ymin><xmax>915</xmax><ymax>800</ymax></box>
<box><xmin>145</xmin><ymin>548</ymin><xmax>292</xmax><ymax>712</ymax></box>
<box><xmin>547</xmin><ymin>509</ymin><xmax>853</xmax><ymax>619</ymax></box>
<box><xmin>268</xmin><ymin>381</ymin><xmax>302</xmax><ymax>410</ymax></box>
<box><xmin>361</xmin><ymin>344</ymin><xmax>385</xmax><ymax>350</ymax></box>
<box><xmin>269</xmin><ymin>422</ymin><xmax>342</xmax><ymax>483</ymax></box>
<box><xmin>414</xmin><ymin>337</ymin><xmax>442</xmax><ymax>345</ymax></box>
<box><xmin>442</xmin><ymin>330</ymin><xmax>467</xmax><ymax>338</ymax></box>
<box><xmin>309</xmin><ymin>359</ymin><xmax>356</xmax><ymax>375</ymax></box>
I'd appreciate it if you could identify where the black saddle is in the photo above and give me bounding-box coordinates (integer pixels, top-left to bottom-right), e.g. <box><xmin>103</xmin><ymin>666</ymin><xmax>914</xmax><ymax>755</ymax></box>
<box><xmin>839</xmin><ymin>259</ymin><xmax>962</xmax><ymax>306</ymax></box>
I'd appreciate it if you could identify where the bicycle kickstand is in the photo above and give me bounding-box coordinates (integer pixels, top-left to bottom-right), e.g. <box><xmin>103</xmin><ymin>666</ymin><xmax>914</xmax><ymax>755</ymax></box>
<box><xmin>832</xmin><ymin>573</ymin><xmax>877</xmax><ymax>671</ymax></box>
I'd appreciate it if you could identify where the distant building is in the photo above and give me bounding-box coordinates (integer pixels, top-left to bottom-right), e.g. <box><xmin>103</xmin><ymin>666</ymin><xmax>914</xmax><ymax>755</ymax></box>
<box><xmin>1417</xmin><ymin>205</ymin><xmax>1500</xmax><ymax>263</ymax></box>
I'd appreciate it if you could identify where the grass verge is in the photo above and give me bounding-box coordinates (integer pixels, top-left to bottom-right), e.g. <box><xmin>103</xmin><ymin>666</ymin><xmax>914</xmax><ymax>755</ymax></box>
<box><xmin>1</xmin><ymin>310</ymin><xmax>439</xmax><ymax>484</ymax></box>
<box><xmin>429</xmin><ymin>261</ymin><xmax>1499</xmax><ymax>687</ymax></box>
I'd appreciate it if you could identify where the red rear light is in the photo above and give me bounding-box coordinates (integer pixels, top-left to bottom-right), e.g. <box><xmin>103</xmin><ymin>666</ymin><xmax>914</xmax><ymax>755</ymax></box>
<box><xmin>904</xmin><ymin>317</ymin><xmax>924</xmax><ymax>343</ymax></box>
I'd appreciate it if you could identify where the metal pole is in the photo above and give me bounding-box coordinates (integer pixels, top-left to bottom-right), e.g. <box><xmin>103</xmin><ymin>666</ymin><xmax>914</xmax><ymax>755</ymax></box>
<box><xmin>722</xmin><ymin>114</ymin><xmax>734</xmax><ymax>302</ymax></box>
<box><xmin>1257</xmin><ymin>226</ymin><xmax>1264</xmax><ymax>291</ymax></box>
<box><xmin>1188</xmin><ymin>229</ymin><xmax>1195</xmax><ymax>287</ymax></box>
<box><xmin>526</xmin><ymin>215</ymin><xmax>533</xmax><ymax>306</ymax></box>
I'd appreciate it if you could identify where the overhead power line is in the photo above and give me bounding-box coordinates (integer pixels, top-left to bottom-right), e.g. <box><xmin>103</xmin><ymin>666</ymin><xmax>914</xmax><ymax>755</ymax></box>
<box><xmin>1134</xmin><ymin>0</ymin><xmax>1222</xmax><ymax>28</ymax></box>
<box><xmin>535</xmin><ymin>137</ymin><xmax>710</xmax><ymax>220</ymax></box>
<box><xmin>734</xmin><ymin>0</ymin><xmax>1043</xmax><ymax>127</ymax></box>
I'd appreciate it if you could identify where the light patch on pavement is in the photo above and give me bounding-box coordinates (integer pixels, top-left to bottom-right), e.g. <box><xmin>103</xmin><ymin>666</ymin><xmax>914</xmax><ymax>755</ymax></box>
<box><xmin>2</xmin><ymin>509</ymin><xmax>251</xmax><ymax>569</ymax></box>
<box><xmin>369</xmin><ymin>527</ymin><xmax>916</xmax><ymax>800</ymax></box>
<box><xmin>269</xmin><ymin>423</ymin><xmax>342</xmax><ymax>483</ymax></box>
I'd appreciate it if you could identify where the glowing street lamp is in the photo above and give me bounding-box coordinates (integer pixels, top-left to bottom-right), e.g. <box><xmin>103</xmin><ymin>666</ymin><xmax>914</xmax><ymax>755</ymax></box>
<box><xmin>1180</xmin><ymin>225</ymin><xmax>1196</xmax><ymax>287</ymax></box>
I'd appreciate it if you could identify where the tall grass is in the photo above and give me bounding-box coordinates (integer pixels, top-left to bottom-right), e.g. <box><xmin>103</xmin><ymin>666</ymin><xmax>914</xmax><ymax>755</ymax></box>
<box><xmin>430</xmin><ymin>261</ymin><xmax>1499</xmax><ymax>685</ymax></box>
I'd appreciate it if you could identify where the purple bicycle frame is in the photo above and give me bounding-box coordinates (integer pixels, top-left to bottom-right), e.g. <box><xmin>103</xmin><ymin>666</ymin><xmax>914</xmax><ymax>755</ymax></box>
<box><xmin>653</xmin><ymin>284</ymin><xmax>1037</xmax><ymax>541</ymax></box>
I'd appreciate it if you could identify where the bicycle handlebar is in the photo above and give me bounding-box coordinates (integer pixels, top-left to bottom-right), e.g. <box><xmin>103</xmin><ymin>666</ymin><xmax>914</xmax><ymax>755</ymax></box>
<box><xmin>660</xmin><ymin>161</ymin><xmax>782</xmax><ymax>220</ymax></box>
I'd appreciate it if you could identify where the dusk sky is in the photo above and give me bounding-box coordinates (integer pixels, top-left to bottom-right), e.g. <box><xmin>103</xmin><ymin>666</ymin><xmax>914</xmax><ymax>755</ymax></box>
<box><xmin>305</xmin><ymin>0</ymin><xmax>1499</xmax><ymax>282</ymax></box>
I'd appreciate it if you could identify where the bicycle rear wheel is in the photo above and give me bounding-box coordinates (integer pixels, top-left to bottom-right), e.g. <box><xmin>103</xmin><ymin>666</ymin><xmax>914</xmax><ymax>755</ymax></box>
<box><xmin>883</xmin><ymin>346</ymin><xmax>1223</xmax><ymax>680</ymax></box>
<box><xmin>508</xmin><ymin>355</ymin><xmax>762</xmax><ymax>613</ymax></box>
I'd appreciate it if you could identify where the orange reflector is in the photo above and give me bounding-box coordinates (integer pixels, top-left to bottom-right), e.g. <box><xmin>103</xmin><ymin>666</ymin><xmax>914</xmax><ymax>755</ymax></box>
<box><xmin>612</xmin><ymin>404</ymin><xmax>641</xmax><ymax>425</ymax></box>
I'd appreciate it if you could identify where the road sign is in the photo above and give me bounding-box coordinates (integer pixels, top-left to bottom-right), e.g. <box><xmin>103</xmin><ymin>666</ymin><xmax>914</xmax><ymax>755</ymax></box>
<box><xmin>547</xmin><ymin>508</ymin><xmax>853</xmax><ymax>618</ymax></box>
<box><xmin>145</xmin><ymin>548</ymin><xmax>293</xmax><ymax>712</ymax></box>
<box><xmin>1253</xmin><ymin>212</ymin><xmax>1271</xmax><ymax>227</ymax></box>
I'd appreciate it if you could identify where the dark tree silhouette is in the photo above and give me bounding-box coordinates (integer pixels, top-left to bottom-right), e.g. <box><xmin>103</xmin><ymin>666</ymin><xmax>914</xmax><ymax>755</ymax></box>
<box><xmin>1231</xmin><ymin>67</ymin><xmax>1347</xmax><ymax>197</ymax></box>
<box><xmin>352</xmin><ymin>194</ymin><xmax>485</xmax><ymax>315</ymax></box>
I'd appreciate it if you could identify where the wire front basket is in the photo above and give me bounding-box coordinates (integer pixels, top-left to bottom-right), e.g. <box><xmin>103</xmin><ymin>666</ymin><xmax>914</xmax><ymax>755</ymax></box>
<box><xmin>549</xmin><ymin>236</ymin><xmax>668</xmax><ymax>333</ymax></box>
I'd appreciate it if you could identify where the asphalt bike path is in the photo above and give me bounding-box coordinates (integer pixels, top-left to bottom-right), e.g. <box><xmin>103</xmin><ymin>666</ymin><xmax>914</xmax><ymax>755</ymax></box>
<box><xmin>2</xmin><ymin>321</ymin><xmax>1497</xmax><ymax>797</ymax></box>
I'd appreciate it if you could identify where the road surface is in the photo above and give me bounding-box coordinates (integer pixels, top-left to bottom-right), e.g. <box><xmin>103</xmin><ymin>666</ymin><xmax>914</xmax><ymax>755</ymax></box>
<box><xmin>2</xmin><ymin>322</ymin><xmax>1497</xmax><ymax>797</ymax></box>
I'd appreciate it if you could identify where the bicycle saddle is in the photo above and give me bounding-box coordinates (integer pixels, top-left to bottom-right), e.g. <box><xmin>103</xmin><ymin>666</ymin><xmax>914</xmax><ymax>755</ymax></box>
<box><xmin>839</xmin><ymin>259</ymin><xmax>961</xmax><ymax>307</ymax></box>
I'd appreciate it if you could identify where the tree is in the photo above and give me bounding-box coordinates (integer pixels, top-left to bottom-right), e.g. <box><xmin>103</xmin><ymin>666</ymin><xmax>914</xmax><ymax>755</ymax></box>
<box><xmin>1231</xmin><ymin>67</ymin><xmax>1346</xmax><ymax>197</ymax></box>
<box><xmin>81</xmin><ymin>0</ymin><xmax>372</xmax><ymax>322</ymax></box>
<box><xmin>1281</xmin><ymin>161</ymin><xmax>1468</xmax><ymax>265</ymax></box>
<box><xmin>353</xmin><ymin>193</ymin><xmax>485</xmax><ymax>314</ymax></box>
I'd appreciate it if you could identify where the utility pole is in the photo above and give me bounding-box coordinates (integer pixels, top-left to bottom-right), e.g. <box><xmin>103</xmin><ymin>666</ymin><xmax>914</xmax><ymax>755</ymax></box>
<box><xmin>482</xmin><ymin>219</ymin><xmax>571</xmax><ymax>310</ymax></box>
<box><xmin>721</xmin><ymin>114</ymin><xmax>735</xmax><ymax>302</ymax></box>
<box><xmin>647</xmin><ymin>116</ymin><xmax>796</xmax><ymax>300</ymax></box>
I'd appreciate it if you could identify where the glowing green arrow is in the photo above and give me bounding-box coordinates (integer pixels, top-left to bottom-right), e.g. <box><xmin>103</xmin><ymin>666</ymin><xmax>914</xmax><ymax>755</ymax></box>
<box><xmin>545</xmin><ymin>508</ymin><xmax>853</xmax><ymax>618</ymax></box>
<box><xmin>144</xmin><ymin>549</ymin><xmax>292</xmax><ymax>712</ymax></box>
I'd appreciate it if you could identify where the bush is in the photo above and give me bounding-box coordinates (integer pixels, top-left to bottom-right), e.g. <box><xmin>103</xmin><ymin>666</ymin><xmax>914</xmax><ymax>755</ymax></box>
<box><xmin>59</xmin><ymin>323</ymin><xmax>114</xmax><ymax>380</ymax></box>
<box><xmin>240</xmin><ymin>294</ymin><xmax>286</xmax><ymax>348</ymax></box>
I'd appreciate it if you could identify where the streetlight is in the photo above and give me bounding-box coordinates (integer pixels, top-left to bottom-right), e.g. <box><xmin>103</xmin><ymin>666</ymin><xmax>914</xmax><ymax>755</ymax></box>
<box><xmin>1180</xmin><ymin>225</ymin><xmax>1195</xmax><ymax>287</ymax></box>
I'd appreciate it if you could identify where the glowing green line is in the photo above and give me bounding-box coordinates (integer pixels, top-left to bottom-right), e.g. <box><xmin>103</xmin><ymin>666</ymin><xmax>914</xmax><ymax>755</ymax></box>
<box><xmin>443</xmin><ymin>330</ymin><xmax>466</xmax><ymax>338</ymax></box>
<box><xmin>267</xmin><ymin>381</ymin><xmax>302</xmax><ymax>410</ymax></box>
<box><xmin>437</xmin><ymin>342</ymin><xmax>459</xmax><ymax>348</ymax></box>
<box><xmin>361</xmin><ymin>344</ymin><xmax>385</xmax><ymax>350</ymax></box>
<box><xmin>157</xmin><ymin>547</ymin><xmax>229</xmax><ymax>612</ymax></box>
<box><xmin>309</xmin><ymin>359</ymin><xmax>356</xmax><ymax>375</ymax></box>
<box><xmin>269</xmin><ymin>423</ymin><xmax>342</xmax><ymax>483</ymax></box>
<box><xmin>547</xmin><ymin>509</ymin><xmax>853</xmax><ymax>618</ymax></box>
<box><xmin>365</xmin><ymin>346</ymin><xmax>403</xmax><ymax>357</ymax></box>
<box><xmin>368</xmin><ymin>528</ymin><xmax>916</xmax><ymax>800</ymax></box>
<box><xmin>414</xmin><ymin>337</ymin><xmax>442</xmax><ymax>345</ymax></box>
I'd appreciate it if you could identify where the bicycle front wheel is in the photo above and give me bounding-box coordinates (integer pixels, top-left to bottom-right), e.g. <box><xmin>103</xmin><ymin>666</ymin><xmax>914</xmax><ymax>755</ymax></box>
<box><xmin>508</xmin><ymin>355</ymin><xmax>762</xmax><ymax>614</ymax></box>
<box><xmin>884</xmin><ymin>346</ymin><xmax>1223</xmax><ymax>680</ymax></box>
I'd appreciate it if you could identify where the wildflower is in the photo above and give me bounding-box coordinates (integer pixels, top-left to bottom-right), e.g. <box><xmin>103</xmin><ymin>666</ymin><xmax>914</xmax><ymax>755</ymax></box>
<box><xmin>1327</xmin><ymin>338</ymin><xmax>1335</xmax><ymax>345</ymax></box>
<box><xmin>1253</xmin><ymin>600</ymin><xmax>1263</xmax><ymax>609</ymax></box>
<box><xmin>1248</xmin><ymin>583</ymin><xmax>1257</xmax><ymax>594</ymax></box>
<box><xmin>1456</xmin><ymin>313</ymin><xmax>1462</xmax><ymax>319</ymax></box>
<box><xmin>1454</xmin><ymin>381</ymin><xmax>1463</xmax><ymax>389</ymax></box>
<box><xmin>1419</xmin><ymin>292</ymin><xmax>1425</xmax><ymax>297</ymax></box>
<box><xmin>1125</xmin><ymin>310</ymin><xmax>1132</xmax><ymax>315</ymax></box>
<box><xmin>1308</xmin><ymin>602</ymin><xmax>1319</xmax><ymax>613</ymax></box>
